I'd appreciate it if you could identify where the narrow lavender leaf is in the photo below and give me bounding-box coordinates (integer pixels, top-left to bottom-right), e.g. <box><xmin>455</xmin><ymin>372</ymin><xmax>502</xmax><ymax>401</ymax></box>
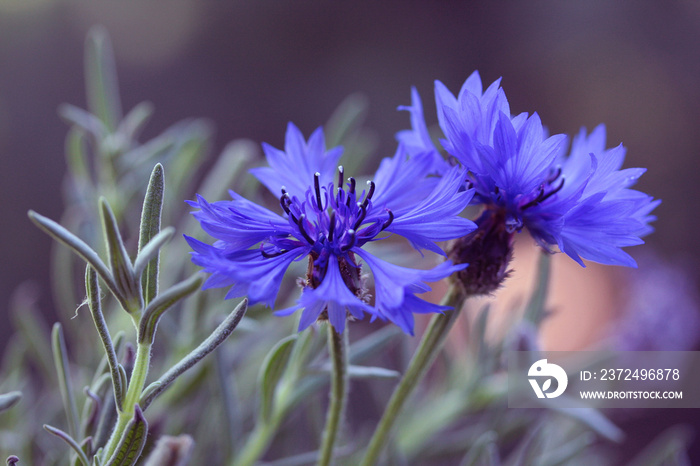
<box><xmin>43</xmin><ymin>424</ymin><xmax>90</xmax><ymax>466</ymax></box>
<box><xmin>137</xmin><ymin>164</ymin><xmax>165</xmax><ymax>305</ymax></box>
<box><xmin>51</xmin><ymin>323</ymin><xmax>80</xmax><ymax>440</ymax></box>
<box><xmin>140</xmin><ymin>299</ymin><xmax>248</xmax><ymax>411</ymax></box>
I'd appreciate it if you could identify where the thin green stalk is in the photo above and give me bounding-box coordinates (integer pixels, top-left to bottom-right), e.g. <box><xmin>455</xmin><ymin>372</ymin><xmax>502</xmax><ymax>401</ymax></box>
<box><xmin>234</xmin><ymin>416</ymin><xmax>279</xmax><ymax>466</ymax></box>
<box><xmin>360</xmin><ymin>285</ymin><xmax>465</xmax><ymax>466</ymax></box>
<box><xmin>318</xmin><ymin>325</ymin><xmax>348</xmax><ymax>466</ymax></box>
<box><xmin>101</xmin><ymin>341</ymin><xmax>152</xmax><ymax>461</ymax></box>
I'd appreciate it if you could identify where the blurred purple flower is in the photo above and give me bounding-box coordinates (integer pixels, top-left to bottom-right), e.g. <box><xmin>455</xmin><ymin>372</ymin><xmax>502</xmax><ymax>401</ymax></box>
<box><xmin>612</xmin><ymin>254</ymin><xmax>700</xmax><ymax>351</ymax></box>
<box><xmin>186</xmin><ymin>123</ymin><xmax>475</xmax><ymax>334</ymax></box>
<box><xmin>399</xmin><ymin>71</ymin><xmax>660</xmax><ymax>267</ymax></box>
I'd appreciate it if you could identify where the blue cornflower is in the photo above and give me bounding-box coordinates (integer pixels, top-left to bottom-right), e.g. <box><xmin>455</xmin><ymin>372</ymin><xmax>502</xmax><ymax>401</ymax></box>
<box><xmin>399</xmin><ymin>71</ymin><xmax>659</xmax><ymax>269</ymax></box>
<box><xmin>186</xmin><ymin>123</ymin><xmax>475</xmax><ymax>334</ymax></box>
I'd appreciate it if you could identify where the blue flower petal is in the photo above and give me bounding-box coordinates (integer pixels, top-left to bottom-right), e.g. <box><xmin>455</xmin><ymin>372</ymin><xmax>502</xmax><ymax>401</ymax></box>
<box><xmin>189</xmin><ymin>192</ymin><xmax>291</xmax><ymax>251</ymax></box>
<box><xmin>386</xmin><ymin>166</ymin><xmax>476</xmax><ymax>254</ymax></box>
<box><xmin>251</xmin><ymin>122</ymin><xmax>343</xmax><ymax>199</ymax></box>
<box><xmin>559</xmin><ymin>195</ymin><xmax>648</xmax><ymax>267</ymax></box>
<box><xmin>370</xmin><ymin>145</ymin><xmax>440</xmax><ymax>217</ymax></box>
<box><xmin>354</xmin><ymin>249</ymin><xmax>466</xmax><ymax>333</ymax></box>
<box><xmin>396</xmin><ymin>87</ymin><xmax>450</xmax><ymax>175</ymax></box>
<box><xmin>186</xmin><ymin>234</ymin><xmax>308</xmax><ymax>307</ymax></box>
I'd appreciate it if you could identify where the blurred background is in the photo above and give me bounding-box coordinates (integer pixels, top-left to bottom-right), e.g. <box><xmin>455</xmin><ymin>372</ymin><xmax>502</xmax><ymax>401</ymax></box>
<box><xmin>1</xmin><ymin>0</ymin><xmax>700</xmax><ymax>463</ymax></box>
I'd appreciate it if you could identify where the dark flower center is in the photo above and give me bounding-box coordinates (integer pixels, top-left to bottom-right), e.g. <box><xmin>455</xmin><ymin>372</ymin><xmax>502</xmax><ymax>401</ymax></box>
<box><xmin>261</xmin><ymin>166</ymin><xmax>394</xmax><ymax>292</ymax></box>
<box><xmin>520</xmin><ymin>167</ymin><xmax>565</xmax><ymax>211</ymax></box>
<box><xmin>276</xmin><ymin>167</ymin><xmax>393</xmax><ymax>256</ymax></box>
<box><xmin>472</xmin><ymin>166</ymin><xmax>565</xmax><ymax>234</ymax></box>
<box><xmin>448</xmin><ymin>208</ymin><xmax>513</xmax><ymax>296</ymax></box>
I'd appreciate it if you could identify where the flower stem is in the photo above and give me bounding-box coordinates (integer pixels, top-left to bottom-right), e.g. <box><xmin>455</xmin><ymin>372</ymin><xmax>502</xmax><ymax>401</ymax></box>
<box><xmin>234</xmin><ymin>421</ymin><xmax>277</xmax><ymax>466</ymax></box>
<box><xmin>360</xmin><ymin>285</ymin><xmax>465</xmax><ymax>466</ymax></box>
<box><xmin>101</xmin><ymin>341</ymin><xmax>152</xmax><ymax>461</ymax></box>
<box><xmin>318</xmin><ymin>324</ymin><xmax>348</xmax><ymax>466</ymax></box>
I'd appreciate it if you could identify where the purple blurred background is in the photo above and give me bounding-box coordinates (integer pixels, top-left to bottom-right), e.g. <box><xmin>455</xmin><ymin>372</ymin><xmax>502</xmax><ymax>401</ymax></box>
<box><xmin>5</xmin><ymin>1</ymin><xmax>700</xmax><ymax>326</ymax></box>
<box><xmin>1</xmin><ymin>0</ymin><xmax>700</xmax><ymax>460</ymax></box>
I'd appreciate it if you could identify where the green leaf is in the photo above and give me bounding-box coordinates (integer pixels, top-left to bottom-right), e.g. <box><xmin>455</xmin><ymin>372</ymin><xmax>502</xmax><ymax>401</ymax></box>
<box><xmin>118</xmin><ymin>101</ymin><xmax>154</xmax><ymax>143</ymax></box>
<box><xmin>545</xmin><ymin>398</ymin><xmax>624</xmax><ymax>443</ymax></box>
<box><xmin>214</xmin><ymin>349</ymin><xmax>237</xmax><ymax>460</ymax></box>
<box><xmin>133</xmin><ymin>228</ymin><xmax>174</xmax><ymax>279</ymax></box>
<box><xmin>80</xmin><ymin>437</ymin><xmax>94</xmax><ymax>461</ymax></box>
<box><xmin>506</xmin><ymin>421</ymin><xmax>542</xmax><ymax>466</ymax></box>
<box><xmin>348</xmin><ymin>325</ymin><xmax>400</xmax><ymax>364</ymax></box>
<box><xmin>86</xmin><ymin>266</ymin><xmax>123</xmax><ymax>410</ymax></box>
<box><xmin>10</xmin><ymin>288</ymin><xmax>54</xmax><ymax>379</ymax></box>
<box><xmin>27</xmin><ymin>211</ymin><xmax>120</xmax><ymax>304</ymax></box>
<box><xmin>80</xmin><ymin>377</ymin><xmax>109</xmax><ymax>439</ymax></box>
<box><xmin>104</xmin><ymin>405</ymin><xmax>148</xmax><ymax>466</ymax></box>
<box><xmin>167</xmin><ymin>121</ymin><xmax>212</xmax><ymax>199</ymax></box>
<box><xmin>93</xmin><ymin>393</ymin><xmax>118</xmax><ymax>454</ymax></box>
<box><xmin>120</xmin><ymin>132</ymin><xmax>176</xmax><ymax>170</ymax></box>
<box><xmin>460</xmin><ymin>431</ymin><xmax>500</xmax><ymax>466</ymax></box>
<box><xmin>324</xmin><ymin>92</ymin><xmax>376</xmax><ymax>174</ymax></box>
<box><xmin>100</xmin><ymin>198</ymin><xmax>140</xmax><ymax>313</ymax></box>
<box><xmin>50</xmin><ymin>215</ymin><xmax>83</xmax><ymax>322</ymax></box>
<box><xmin>138</xmin><ymin>382</ymin><xmax>162</xmax><ymax>406</ymax></box>
<box><xmin>137</xmin><ymin>273</ymin><xmax>203</xmax><ymax>344</ymax></box>
<box><xmin>52</xmin><ymin>323</ymin><xmax>80</xmax><ymax>440</ymax></box>
<box><xmin>397</xmin><ymin>390</ymin><xmax>467</xmax><ymax>455</ymax></box>
<box><xmin>44</xmin><ymin>424</ymin><xmax>90</xmax><ymax>466</ymax></box>
<box><xmin>140</xmin><ymin>299</ymin><xmax>248</xmax><ymax>411</ymax></box>
<box><xmin>65</xmin><ymin>126</ymin><xmax>92</xmax><ymax>183</ymax></box>
<box><xmin>259</xmin><ymin>334</ymin><xmax>297</xmax><ymax>423</ymax></box>
<box><xmin>523</xmin><ymin>252</ymin><xmax>551</xmax><ymax>325</ymax></box>
<box><xmin>317</xmin><ymin>364</ymin><xmax>399</xmax><ymax>379</ymax></box>
<box><xmin>118</xmin><ymin>365</ymin><xmax>128</xmax><ymax>400</ymax></box>
<box><xmin>325</xmin><ymin>92</ymin><xmax>369</xmax><ymax>148</ymax></box>
<box><xmin>0</xmin><ymin>391</ymin><xmax>22</xmax><ymax>412</ymax></box>
<box><xmin>346</xmin><ymin>365</ymin><xmax>399</xmax><ymax>379</ymax></box>
<box><xmin>85</xmin><ymin>26</ymin><xmax>122</xmax><ymax>133</ymax></box>
<box><xmin>137</xmin><ymin>164</ymin><xmax>165</xmax><ymax>305</ymax></box>
<box><xmin>285</xmin><ymin>325</ymin><xmax>319</xmax><ymax>377</ymax></box>
<box><xmin>195</xmin><ymin>139</ymin><xmax>255</xmax><ymax>203</ymax></box>
<box><xmin>540</xmin><ymin>432</ymin><xmax>594</xmax><ymax>466</ymax></box>
<box><xmin>58</xmin><ymin>104</ymin><xmax>107</xmax><ymax>139</ymax></box>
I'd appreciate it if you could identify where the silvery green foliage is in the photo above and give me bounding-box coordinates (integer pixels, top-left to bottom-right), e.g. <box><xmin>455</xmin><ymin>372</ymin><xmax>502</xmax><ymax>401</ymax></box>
<box><xmin>28</xmin><ymin>156</ymin><xmax>249</xmax><ymax>464</ymax></box>
<box><xmin>0</xmin><ymin>27</ymin><xmax>690</xmax><ymax>466</ymax></box>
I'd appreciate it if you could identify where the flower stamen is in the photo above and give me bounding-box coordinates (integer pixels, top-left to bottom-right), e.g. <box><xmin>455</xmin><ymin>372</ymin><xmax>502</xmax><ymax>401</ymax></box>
<box><xmin>279</xmin><ymin>188</ymin><xmax>292</xmax><ymax>215</ymax></box>
<box><xmin>297</xmin><ymin>214</ymin><xmax>315</xmax><ymax>244</ymax></box>
<box><xmin>547</xmin><ymin>166</ymin><xmax>562</xmax><ymax>184</ymax></box>
<box><xmin>341</xmin><ymin>229</ymin><xmax>357</xmax><ymax>251</ymax></box>
<box><xmin>539</xmin><ymin>177</ymin><xmax>565</xmax><ymax>203</ymax></box>
<box><xmin>337</xmin><ymin>166</ymin><xmax>344</xmax><ymax>193</ymax></box>
<box><xmin>522</xmin><ymin>177</ymin><xmax>565</xmax><ymax>210</ymax></box>
<box><xmin>328</xmin><ymin>211</ymin><xmax>336</xmax><ymax>242</ymax></box>
<box><xmin>260</xmin><ymin>244</ymin><xmax>288</xmax><ymax>258</ymax></box>
<box><xmin>314</xmin><ymin>172</ymin><xmax>324</xmax><ymax>210</ymax></box>
<box><xmin>346</xmin><ymin>177</ymin><xmax>356</xmax><ymax>207</ymax></box>
<box><xmin>362</xmin><ymin>181</ymin><xmax>376</xmax><ymax>209</ymax></box>
<box><xmin>353</xmin><ymin>202</ymin><xmax>367</xmax><ymax>231</ymax></box>
<box><xmin>381</xmin><ymin>209</ymin><xmax>394</xmax><ymax>231</ymax></box>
